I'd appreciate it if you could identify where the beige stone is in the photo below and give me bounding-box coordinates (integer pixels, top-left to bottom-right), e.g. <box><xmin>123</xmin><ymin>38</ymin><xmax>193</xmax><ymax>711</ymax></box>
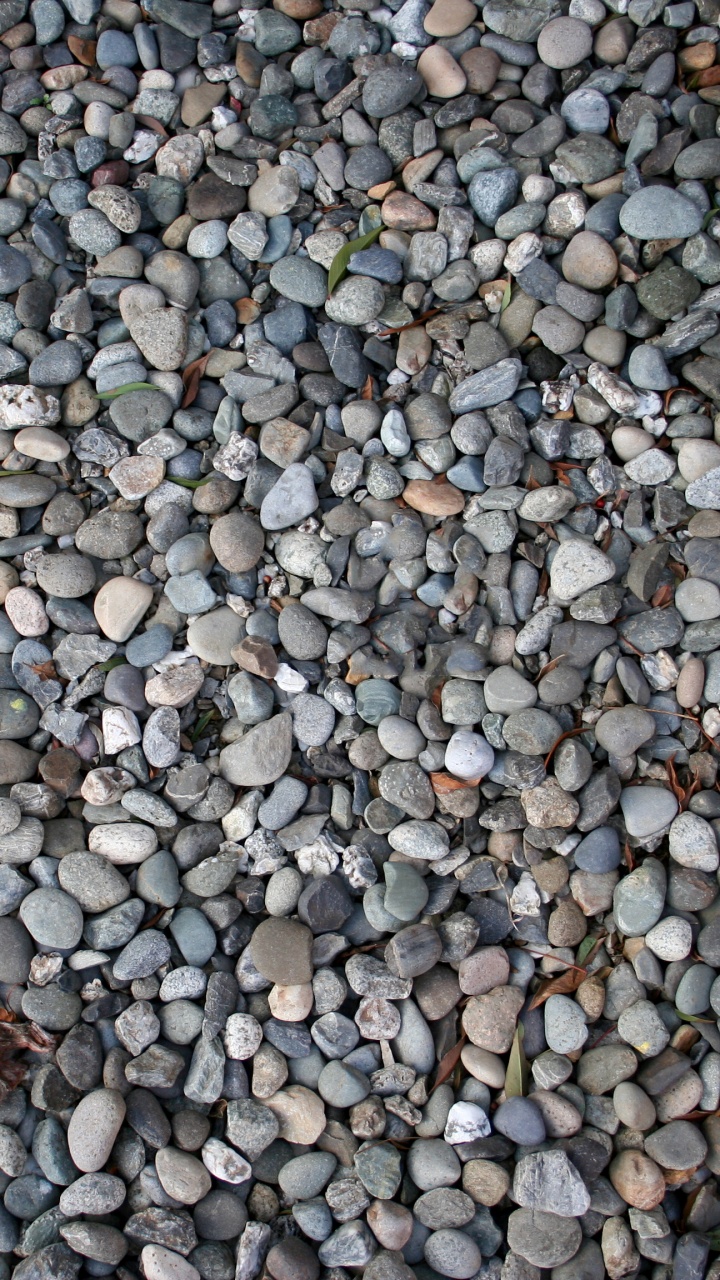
<box><xmin>94</xmin><ymin>577</ymin><xmax>153</xmax><ymax>643</ymax></box>
<box><xmin>109</xmin><ymin>456</ymin><xmax>165</xmax><ymax>500</ymax></box>
<box><xmin>418</xmin><ymin>45</ymin><xmax>467</xmax><ymax>98</ymax></box>
<box><xmin>397</xmin><ymin>326</ymin><xmax>432</xmax><ymax>375</ymax></box>
<box><xmin>5</xmin><ymin>586</ymin><xmax>48</xmax><ymax>637</ymax></box>
<box><xmin>677</xmin><ymin>656</ymin><xmax>705</xmax><ymax>708</ymax></box>
<box><xmin>403</xmin><ymin>479</ymin><xmax>465</xmax><ymax>515</ymax></box>
<box><xmin>562</xmin><ymin>230</ymin><xmax>617</xmax><ymax>289</ymax></box>
<box><xmin>268</xmin><ymin>983</ymin><xmax>314</xmax><ymax>1021</ymax></box>
<box><xmin>424</xmin><ymin>0</ymin><xmax>476</xmax><ymax>35</ymax></box>
<box><xmin>13</xmin><ymin>426</ymin><xmax>70</xmax><ymax>461</ymax></box>
<box><xmin>459</xmin><ymin>46</ymin><xmax>500</xmax><ymax>94</ymax></box>
<box><xmin>265</xmin><ymin>1085</ymin><xmax>326</xmax><ymax>1143</ymax></box>
<box><xmin>609</xmin><ymin>1150</ymin><xmax>665</xmax><ymax>1210</ymax></box>
<box><xmin>367</xmin><ymin>1201</ymin><xmax>414</xmax><ymax>1249</ymax></box>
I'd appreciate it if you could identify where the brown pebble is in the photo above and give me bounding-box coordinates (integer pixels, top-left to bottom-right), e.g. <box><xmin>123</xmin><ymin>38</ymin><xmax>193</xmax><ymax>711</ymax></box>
<box><xmin>402</xmin><ymin>479</ymin><xmax>465</xmax><ymax>515</ymax></box>
<box><xmin>266</xmin><ymin>1237</ymin><xmax>320</xmax><ymax>1280</ymax></box>
<box><xmin>381</xmin><ymin>191</ymin><xmax>437</xmax><ymax>231</ymax></box>
<box><xmin>367</xmin><ymin>1200</ymin><xmax>414</xmax><ymax>1250</ymax></box>
<box><xmin>231</xmin><ymin>636</ymin><xmax>279</xmax><ymax>678</ymax></box>
<box><xmin>609</xmin><ymin>1150</ymin><xmax>666</xmax><ymax>1209</ymax></box>
<box><xmin>676</xmin><ymin>656</ymin><xmax>704</xmax><ymax>708</ymax></box>
<box><xmin>274</xmin><ymin>0</ymin><xmax>322</xmax><ymax>16</ymax></box>
<box><xmin>91</xmin><ymin>162</ymin><xmax>130</xmax><ymax>188</ymax></box>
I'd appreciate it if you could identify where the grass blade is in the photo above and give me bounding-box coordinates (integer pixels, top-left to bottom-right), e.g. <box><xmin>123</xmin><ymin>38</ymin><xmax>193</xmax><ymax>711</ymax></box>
<box><xmin>505</xmin><ymin>1023</ymin><xmax>528</xmax><ymax>1098</ymax></box>
<box><xmin>327</xmin><ymin>224</ymin><xmax>384</xmax><ymax>296</ymax></box>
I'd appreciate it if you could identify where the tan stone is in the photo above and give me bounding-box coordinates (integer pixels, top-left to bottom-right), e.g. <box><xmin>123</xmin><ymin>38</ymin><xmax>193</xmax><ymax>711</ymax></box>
<box><xmin>0</xmin><ymin>563</ymin><xmax>18</xmax><ymax>604</ymax></box>
<box><xmin>461</xmin><ymin>985</ymin><xmax>524</xmax><ymax>1053</ymax></box>
<box><xmin>562</xmin><ymin>230</ymin><xmax>617</xmax><ymax>289</ymax></box>
<box><xmin>145</xmin><ymin>665</ymin><xmax>205</xmax><ymax>709</ymax></box>
<box><xmin>367</xmin><ymin>1201</ymin><xmax>414</xmax><ymax>1250</ymax></box>
<box><xmin>418</xmin><ymin>45</ymin><xmax>467</xmax><ymax>98</ymax></box>
<box><xmin>460</xmin><ymin>1045</ymin><xmax>506</xmax><ymax>1090</ymax></box>
<box><xmin>402</xmin><ymin>479</ymin><xmax>465</xmax><ymax>515</ymax></box>
<box><xmin>609</xmin><ymin>1150</ymin><xmax>666</xmax><ymax>1210</ymax></box>
<box><xmin>268</xmin><ymin>983</ymin><xmax>314</xmax><ymax>1021</ymax></box>
<box><xmin>381</xmin><ymin>190</ymin><xmax>436</xmax><ymax>231</ymax></box>
<box><xmin>403</xmin><ymin>150</ymin><xmax>444</xmax><ymax>192</ymax></box>
<box><xmin>424</xmin><ymin>0</ymin><xmax>476</xmax><ymax>36</ymax></box>
<box><xmin>265</xmin><ymin>1085</ymin><xmax>326</xmax><ymax>1143</ymax></box>
<box><xmin>93</xmin><ymin>577</ymin><xmax>153</xmax><ymax>643</ymax></box>
<box><xmin>230</xmin><ymin>636</ymin><xmax>279</xmax><ymax>678</ymax></box>
<box><xmin>463</xmin><ymin>1159</ymin><xmax>510</xmax><ymax>1206</ymax></box>
<box><xmin>235</xmin><ymin>42</ymin><xmax>267</xmax><ymax>87</ymax></box>
<box><xmin>274</xmin><ymin>0</ymin><xmax>322</xmax><ymax>16</ymax></box>
<box><xmin>109</xmin><ymin>456</ymin><xmax>165</xmax><ymax>500</ymax></box>
<box><xmin>677</xmin><ymin>657</ymin><xmax>705</xmax><ymax>709</ymax></box>
<box><xmin>459</xmin><ymin>47</ymin><xmax>500</xmax><ymax>94</ymax></box>
<box><xmin>13</xmin><ymin>426</ymin><xmax>70</xmax><ymax>462</ymax></box>
<box><xmin>397</xmin><ymin>326</ymin><xmax>431</xmax><ymax>375</ymax></box>
<box><xmin>5</xmin><ymin>586</ymin><xmax>48</xmax><ymax>637</ymax></box>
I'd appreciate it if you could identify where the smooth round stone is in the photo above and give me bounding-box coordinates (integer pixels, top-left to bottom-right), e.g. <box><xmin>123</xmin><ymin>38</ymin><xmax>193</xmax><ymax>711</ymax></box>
<box><xmin>675</xmin><ymin>577</ymin><xmax>720</xmax><ymax>621</ymax></box>
<box><xmin>613</xmin><ymin>858</ymin><xmax>666</xmax><ymax>936</ymax></box>
<box><xmin>483</xmin><ymin>666</ymin><xmax>537</xmax><ymax>713</ymax></box>
<box><xmin>612</xmin><ymin>1082</ymin><xmax>656</xmax><ymax>1131</ymax></box>
<box><xmin>620</xmin><ymin>787</ymin><xmax>679</xmax><ymax>839</ymax></box>
<box><xmin>444</xmin><ymin>730</ymin><xmax>495</xmax><ymax>781</ymax></box>
<box><xmin>67</xmin><ymin>1090</ymin><xmax>126</xmax><ymax>1173</ymax></box>
<box><xmin>544</xmin><ymin>994</ymin><xmax>588</xmax><ymax>1054</ymax></box>
<box><xmin>35</xmin><ymin>553</ymin><xmax>95</xmax><ymax>600</ymax></box>
<box><xmin>574</xmin><ymin>827</ymin><xmax>621</xmax><ymax>873</ymax></box>
<box><xmin>669</xmin><ymin>811</ymin><xmax>719</xmax><ymax>871</ymax></box>
<box><xmin>376</xmin><ymin>715</ymin><xmax>425</xmax><ymax>759</ymax></box>
<box><xmin>645</xmin><ymin>916</ymin><xmax>693</xmax><ymax>961</ymax></box>
<box><xmin>537</xmin><ymin>16</ymin><xmax>592</xmax><ymax>67</ymax></box>
<box><xmin>269</xmin><ymin>257</ymin><xmax>327</xmax><ymax>306</ymax></box>
<box><xmin>19</xmin><ymin>887</ymin><xmax>83</xmax><ymax>950</ymax></box>
<box><xmin>494</xmin><ymin>1096</ymin><xmax>546</xmax><ymax>1145</ymax></box>
<box><xmin>94</xmin><ymin>577</ymin><xmax>153</xmax><ymax>643</ymax></box>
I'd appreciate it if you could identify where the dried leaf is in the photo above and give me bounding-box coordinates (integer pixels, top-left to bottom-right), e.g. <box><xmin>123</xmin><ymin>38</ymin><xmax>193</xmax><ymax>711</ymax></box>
<box><xmin>529</xmin><ymin>969</ymin><xmax>586</xmax><ymax>1011</ymax></box>
<box><xmin>360</xmin><ymin>374</ymin><xmax>373</xmax><ymax>400</ymax></box>
<box><xmin>525</xmin><ymin>472</ymin><xmax>541</xmax><ymax>491</ymax></box>
<box><xmin>181</xmin><ymin>352</ymin><xmax>211</xmax><ymax>409</ymax></box>
<box><xmin>505</xmin><ymin>1023</ymin><xmax>527</xmax><ymax>1098</ymax></box>
<box><xmin>623</xmin><ymin>840</ymin><xmax>634</xmax><ymax>872</ymax></box>
<box><xmin>327</xmin><ymin>224</ymin><xmax>384</xmax><ymax>295</ymax></box>
<box><xmin>534</xmin><ymin>653</ymin><xmax>567</xmax><ymax>682</ymax></box>
<box><xmin>651</xmin><ymin>583</ymin><xmax>673</xmax><ymax>607</ymax></box>
<box><xmin>29</xmin><ymin>661</ymin><xmax>58</xmax><ymax>682</ymax></box>
<box><xmin>67</xmin><ymin>35</ymin><xmax>96</xmax><ymax>64</ymax></box>
<box><xmin>432</xmin><ymin>1035</ymin><xmax>466</xmax><ymax>1092</ymax></box>
<box><xmin>134</xmin><ymin>114</ymin><xmax>168</xmax><ymax>136</ymax></box>
<box><xmin>429</xmin><ymin>772</ymin><xmax>474</xmax><ymax>794</ymax></box>
<box><xmin>544</xmin><ymin>724</ymin><xmax>586</xmax><ymax>768</ymax></box>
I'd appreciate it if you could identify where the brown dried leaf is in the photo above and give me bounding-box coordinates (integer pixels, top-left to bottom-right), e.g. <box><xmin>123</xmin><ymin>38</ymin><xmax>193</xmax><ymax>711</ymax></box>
<box><xmin>360</xmin><ymin>374</ymin><xmax>373</xmax><ymax>399</ymax></box>
<box><xmin>623</xmin><ymin>840</ymin><xmax>635</xmax><ymax>872</ymax></box>
<box><xmin>134</xmin><ymin>114</ymin><xmax>168</xmax><ymax>136</ymax></box>
<box><xmin>181</xmin><ymin>353</ymin><xmax>211</xmax><ymax>409</ymax></box>
<box><xmin>67</xmin><ymin>35</ymin><xmax>96</xmax><ymax>65</ymax></box>
<box><xmin>525</xmin><ymin>471</ymin><xmax>541</xmax><ymax>491</ymax></box>
<box><xmin>505</xmin><ymin>1023</ymin><xmax>528</xmax><ymax>1098</ymax></box>
<box><xmin>651</xmin><ymin>583</ymin><xmax>673</xmax><ymax>608</ymax></box>
<box><xmin>431</xmin><ymin>1034</ymin><xmax>466</xmax><ymax>1093</ymax></box>
<box><xmin>429</xmin><ymin>772</ymin><xmax>474</xmax><ymax>795</ymax></box>
<box><xmin>29</xmin><ymin>661</ymin><xmax>58</xmax><ymax>682</ymax></box>
<box><xmin>528</xmin><ymin>968</ymin><xmax>586</xmax><ymax>1011</ymax></box>
<box><xmin>375</xmin><ymin>307</ymin><xmax>443</xmax><ymax>338</ymax></box>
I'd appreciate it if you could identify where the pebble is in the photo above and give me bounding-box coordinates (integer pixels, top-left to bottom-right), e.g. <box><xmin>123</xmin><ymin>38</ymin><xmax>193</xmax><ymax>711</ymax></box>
<box><xmin>0</xmin><ymin>1</ymin><xmax>714</xmax><ymax>1275</ymax></box>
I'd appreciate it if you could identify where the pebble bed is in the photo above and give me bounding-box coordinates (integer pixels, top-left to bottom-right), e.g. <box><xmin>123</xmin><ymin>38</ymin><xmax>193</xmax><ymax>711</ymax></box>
<box><xmin>3</xmin><ymin>0</ymin><xmax>720</xmax><ymax>1279</ymax></box>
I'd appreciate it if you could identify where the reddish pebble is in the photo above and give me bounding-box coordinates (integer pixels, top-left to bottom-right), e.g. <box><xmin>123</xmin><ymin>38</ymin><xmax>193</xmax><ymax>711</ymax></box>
<box><xmin>92</xmin><ymin>162</ymin><xmax>130</xmax><ymax>188</ymax></box>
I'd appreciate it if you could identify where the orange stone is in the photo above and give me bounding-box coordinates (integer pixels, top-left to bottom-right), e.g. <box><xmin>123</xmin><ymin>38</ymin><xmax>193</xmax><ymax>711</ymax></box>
<box><xmin>609</xmin><ymin>1151</ymin><xmax>666</xmax><ymax>1210</ymax></box>
<box><xmin>381</xmin><ymin>190</ymin><xmax>436</xmax><ymax>231</ymax></box>
<box><xmin>367</xmin><ymin>180</ymin><xmax>396</xmax><ymax>200</ymax></box>
<box><xmin>235</xmin><ymin>43</ymin><xmax>267</xmax><ymax>88</ymax></box>
<box><xmin>303</xmin><ymin>11</ymin><xmax>341</xmax><ymax>44</ymax></box>
<box><xmin>275</xmin><ymin>0</ymin><xmax>322</xmax><ymax>15</ymax></box>
<box><xmin>403</xmin><ymin>479</ymin><xmax>465</xmax><ymax>516</ymax></box>
<box><xmin>678</xmin><ymin>42</ymin><xmax>716</xmax><ymax>70</ymax></box>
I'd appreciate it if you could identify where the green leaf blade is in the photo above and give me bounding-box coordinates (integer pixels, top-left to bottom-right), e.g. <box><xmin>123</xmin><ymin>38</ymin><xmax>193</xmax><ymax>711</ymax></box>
<box><xmin>505</xmin><ymin>1023</ymin><xmax>528</xmax><ymax>1098</ymax></box>
<box><xmin>168</xmin><ymin>476</ymin><xmax>212</xmax><ymax>489</ymax></box>
<box><xmin>96</xmin><ymin>382</ymin><xmax>158</xmax><ymax>399</ymax></box>
<box><xmin>327</xmin><ymin>225</ymin><xmax>384</xmax><ymax>296</ymax></box>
